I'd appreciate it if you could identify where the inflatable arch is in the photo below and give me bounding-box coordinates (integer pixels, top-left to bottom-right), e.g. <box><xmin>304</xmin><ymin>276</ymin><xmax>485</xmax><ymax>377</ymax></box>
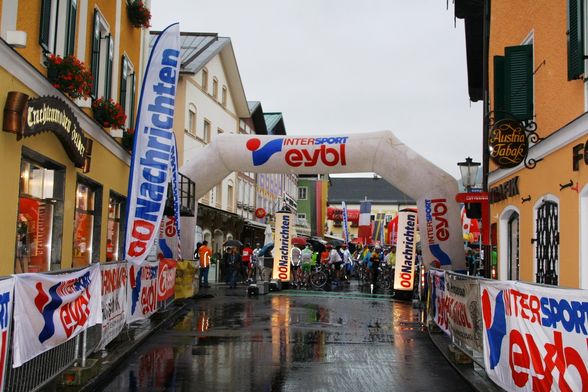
<box><xmin>181</xmin><ymin>130</ymin><xmax>466</xmax><ymax>271</ymax></box>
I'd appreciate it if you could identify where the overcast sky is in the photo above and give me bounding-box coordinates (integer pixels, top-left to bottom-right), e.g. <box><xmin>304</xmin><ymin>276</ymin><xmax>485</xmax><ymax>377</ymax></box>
<box><xmin>151</xmin><ymin>0</ymin><xmax>483</xmax><ymax>180</ymax></box>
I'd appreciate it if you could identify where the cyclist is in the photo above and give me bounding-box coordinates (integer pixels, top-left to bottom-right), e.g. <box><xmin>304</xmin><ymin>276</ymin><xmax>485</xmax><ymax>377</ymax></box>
<box><xmin>291</xmin><ymin>244</ymin><xmax>302</xmax><ymax>287</ymax></box>
<box><xmin>340</xmin><ymin>243</ymin><xmax>353</xmax><ymax>282</ymax></box>
<box><xmin>300</xmin><ymin>244</ymin><xmax>313</xmax><ymax>286</ymax></box>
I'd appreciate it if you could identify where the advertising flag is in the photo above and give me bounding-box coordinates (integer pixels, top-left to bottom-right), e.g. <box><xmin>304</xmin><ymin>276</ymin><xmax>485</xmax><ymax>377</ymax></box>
<box><xmin>12</xmin><ymin>265</ymin><xmax>102</xmax><ymax>367</ymax></box>
<box><xmin>342</xmin><ymin>201</ymin><xmax>350</xmax><ymax>244</ymax></box>
<box><xmin>357</xmin><ymin>200</ymin><xmax>372</xmax><ymax>241</ymax></box>
<box><xmin>393</xmin><ymin>209</ymin><xmax>418</xmax><ymax>291</ymax></box>
<box><xmin>170</xmin><ymin>133</ymin><xmax>182</xmax><ymax>259</ymax></box>
<box><xmin>273</xmin><ymin>211</ymin><xmax>294</xmax><ymax>281</ymax></box>
<box><xmin>0</xmin><ymin>278</ymin><xmax>14</xmax><ymax>389</ymax></box>
<box><xmin>124</xmin><ymin>23</ymin><xmax>181</xmax><ymax>265</ymax></box>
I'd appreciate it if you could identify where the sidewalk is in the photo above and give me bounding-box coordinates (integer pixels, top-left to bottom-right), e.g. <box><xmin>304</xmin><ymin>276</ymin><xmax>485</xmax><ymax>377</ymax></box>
<box><xmin>427</xmin><ymin>328</ymin><xmax>505</xmax><ymax>392</ymax></box>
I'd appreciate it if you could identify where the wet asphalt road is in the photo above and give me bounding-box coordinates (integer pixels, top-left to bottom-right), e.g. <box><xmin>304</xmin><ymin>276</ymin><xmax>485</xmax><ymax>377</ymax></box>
<box><xmin>100</xmin><ymin>282</ymin><xmax>474</xmax><ymax>392</ymax></box>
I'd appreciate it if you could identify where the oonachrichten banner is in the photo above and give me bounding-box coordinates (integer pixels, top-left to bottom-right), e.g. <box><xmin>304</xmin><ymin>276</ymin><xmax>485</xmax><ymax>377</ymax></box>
<box><xmin>125</xmin><ymin>23</ymin><xmax>181</xmax><ymax>265</ymax></box>
<box><xmin>394</xmin><ymin>209</ymin><xmax>418</xmax><ymax>291</ymax></box>
<box><xmin>273</xmin><ymin>212</ymin><xmax>293</xmax><ymax>281</ymax></box>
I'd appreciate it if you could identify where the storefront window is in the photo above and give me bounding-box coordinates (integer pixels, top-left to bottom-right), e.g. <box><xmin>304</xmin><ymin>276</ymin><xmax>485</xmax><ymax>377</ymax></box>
<box><xmin>107</xmin><ymin>193</ymin><xmax>125</xmax><ymax>261</ymax></box>
<box><xmin>73</xmin><ymin>178</ymin><xmax>102</xmax><ymax>267</ymax></box>
<box><xmin>16</xmin><ymin>156</ymin><xmax>65</xmax><ymax>273</ymax></box>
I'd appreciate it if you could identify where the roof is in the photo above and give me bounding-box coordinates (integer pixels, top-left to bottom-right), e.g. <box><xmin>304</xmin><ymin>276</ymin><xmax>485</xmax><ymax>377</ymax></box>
<box><xmin>454</xmin><ymin>0</ymin><xmax>484</xmax><ymax>102</ymax></box>
<box><xmin>248</xmin><ymin>101</ymin><xmax>268</xmax><ymax>134</ymax></box>
<box><xmin>328</xmin><ymin>177</ymin><xmax>415</xmax><ymax>204</ymax></box>
<box><xmin>149</xmin><ymin>31</ymin><xmax>250</xmax><ymax>117</ymax></box>
<box><xmin>264</xmin><ymin>112</ymin><xmax>286</xmax><ymax>135</ymax></box>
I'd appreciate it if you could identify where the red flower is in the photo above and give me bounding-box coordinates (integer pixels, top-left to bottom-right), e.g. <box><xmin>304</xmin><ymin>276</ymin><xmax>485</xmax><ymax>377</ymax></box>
<box><xmin>92</xmin><ymin>97</ymin><xmax>127</xmax><ymax>129</ymax></box>
<box><xmin>46</xmin><ymin>54</ymin><xmax>92</xmax><ymax>99</ymax></box>
<box><xmin>127</xmin><ymin>0</ymin><xmax>151</xmax><ymax>28</ymax></box>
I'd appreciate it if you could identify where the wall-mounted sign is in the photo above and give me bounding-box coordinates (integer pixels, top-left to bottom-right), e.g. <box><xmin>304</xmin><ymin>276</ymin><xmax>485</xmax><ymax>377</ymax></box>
<box><xmin>255</xmin><ymin>208</ymin><xmax>267</xmax><ymax>219</ymax></box>
<box><xmin>572</xmin><ymin>139</ymin><xmax>588</xmax><ymax>171</ymax></box>
<box><xmin>3</xmin><ymin>93</ymin><xmax>88</xmax><ymax>167</ymax></box>
<box><xmin>489</xmin><ymin>119</ymin><xmax>528</xmax><ymax>169</ymax></box>
<box><xmin>489</xmin><ymin>176</ymin><xmax>519</xmax><ymax>204</ymax></box>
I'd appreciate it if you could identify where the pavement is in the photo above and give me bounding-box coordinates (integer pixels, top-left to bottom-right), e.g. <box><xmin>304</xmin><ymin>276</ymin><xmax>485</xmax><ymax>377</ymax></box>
<box><xmin>48</xmin><ymin>281</ymin><xmax>504</xmax><ymax>392</ymax></box>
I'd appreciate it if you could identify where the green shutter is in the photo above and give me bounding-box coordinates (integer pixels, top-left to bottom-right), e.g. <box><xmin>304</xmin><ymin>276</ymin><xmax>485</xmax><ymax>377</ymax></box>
<box><xmin>493</xmin><ymin>56</ymin><xmax>506</xmax><ymax>121</ymax></box>
<box><xmin>129</xmin><ymin>72</ymin><xmax>136</xmax><ymax>131</ymax></box>
<box><xmin>65</xmin><ymin>0</ymin><xmax>77</xmax><ymax>56</ymax></box>
<box><xmin>104</xmin><ymin>36</ymin><xmax>113</xmax><ymax>99</ymax></box>
<box><xmin>91</xmin><ymin>10</ymin><xmax>101</xmax><ymax>98</ymax></box>
<box><xmin>568</xmin><ymin>0</ymin><xmax>584</xmax><ymax>80</ymax></box>
<box><xmin>119</xmin><ymin>56</ymin><xmax>128</xmax><ymax>111</ymax></box>
<box><xmin>39</xmin><ymin>0</ymin><xmax>52</xmax><ymax>52</ymax></box>
<box><xmin>505</xmin><ymin>44</ymin><xmax>533</xmax><ymax>121</ymax></box>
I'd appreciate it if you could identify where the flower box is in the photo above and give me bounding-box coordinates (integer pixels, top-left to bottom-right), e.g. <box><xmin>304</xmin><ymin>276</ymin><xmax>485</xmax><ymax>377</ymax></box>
<box><xmin>109</xmin><ymin>128</ymin><xmax>124</xmax><ymax>138</ymax></box>
<box><xmin>46</xmin><ymin>54</ymin><xmax>93</xmax><ymax>99</ymax></box>
<box><xmin>92</xmin><ymin>97</ymin><xmax>127</xmax><ymax>129</ymax></box>
<box><xmin>127</xmin><ymin>1</ymin><xmax>151</xmax><ymax>29</ymax></box>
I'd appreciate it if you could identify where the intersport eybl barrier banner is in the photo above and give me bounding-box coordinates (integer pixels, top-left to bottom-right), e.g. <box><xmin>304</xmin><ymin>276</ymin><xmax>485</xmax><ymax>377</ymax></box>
<box><xmin>125</xmin><ymin>23</ymin><xmax>180</xmax><ymax>265</ymax></box>
<box><xmin>480</xmin><ymin>280</ymin><xmax>588</xmax><ymax>391</ymax></box>
<box><xmin>429</xmin><ymin>269</ymin><xmax>450</xmax><ymax>335</ymax></box>
<box><xmin>98</xmin><ymin>263</ymin><xmax>127</xmax><ymax>350</ymax></box>
<box><xmin>127</xmin><ymin>261</ymin><xmax>159</xmax><ymax>323</ymax></box>
<box><xmin>12</xmin><ymin>264</ymin><xmax>102</xmax><ymax>367</ymax></box>
<box><xmin>273</xmin><ymin>212</ymin><xmax>293</xmax><ymax>281</ymax></box>
<box><xmin>0</xmin><ymin>278</ymin><xmax>14</xmax><ymax>390</ymax></box>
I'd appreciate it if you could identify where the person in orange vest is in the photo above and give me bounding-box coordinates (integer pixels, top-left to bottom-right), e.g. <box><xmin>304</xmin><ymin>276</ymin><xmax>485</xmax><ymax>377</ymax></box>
<box><xmin>198</xmin><ymin>240</ymin><xmax>212</xmax><ymax>288</ymax></box>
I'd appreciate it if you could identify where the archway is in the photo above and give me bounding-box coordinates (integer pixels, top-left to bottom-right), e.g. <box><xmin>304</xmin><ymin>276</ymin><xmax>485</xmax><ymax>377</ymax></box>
<box><xmin>180</xmin><ymin>130</ymin><xmax>466</xmax><ymax>271</ymax></box>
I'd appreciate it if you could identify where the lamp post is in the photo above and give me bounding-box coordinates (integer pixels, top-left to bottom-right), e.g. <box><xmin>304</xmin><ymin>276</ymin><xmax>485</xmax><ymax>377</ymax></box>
<box><xmin>457</xmin><ymin>157</ymin><xmax>481</xmax><ymax>190</ymax></box>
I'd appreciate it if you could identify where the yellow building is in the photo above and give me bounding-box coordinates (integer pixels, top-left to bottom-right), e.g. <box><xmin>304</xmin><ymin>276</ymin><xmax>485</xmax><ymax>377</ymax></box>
<box><xmin>0</xmin><ymin>0</ymin><xmax>146</xmax><ymax>275</ymax></box>
<box><xmin>458</xmin><ymin>0</ymin><xmax>588</xmax><ymax>288</ymax></box>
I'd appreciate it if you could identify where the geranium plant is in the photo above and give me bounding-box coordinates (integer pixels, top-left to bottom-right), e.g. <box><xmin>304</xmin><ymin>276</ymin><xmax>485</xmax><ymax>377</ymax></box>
<box><xmin>46</xmin><ymin>54</ymin><xmax>93</xmax><ymax>99</ymax></box>
<box><xmin>127</xmin><ymin>1</ymin><xmax>151</xmax><ymax>29</ymax></box>
<box><xmin>92</xmin><ymin>97</ymin><xmax>127</xmax><ymax>129</ymax></box>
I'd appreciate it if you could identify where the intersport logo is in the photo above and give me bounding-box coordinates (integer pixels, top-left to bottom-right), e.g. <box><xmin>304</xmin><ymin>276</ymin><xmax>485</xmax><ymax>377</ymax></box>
<box><xmin>481</xmin><ymin>288</ymin><xmax>507</xmax><ymax>370</ymax></box>
<box><xmin>247</xmin><ymin>137</ymin><xmax>348</xmax><ymax>167</ymax></box>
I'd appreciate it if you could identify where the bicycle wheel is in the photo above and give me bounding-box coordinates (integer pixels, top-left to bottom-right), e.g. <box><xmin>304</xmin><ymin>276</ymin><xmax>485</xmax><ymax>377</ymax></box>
<box><xmin>310</xmin><ymin>271</ymin><xmax>327</xmax><ymax>289</ymax></box>
<box><xmin>377</xmin><ymin>274</ymin><xmax>391</xmax><ymax>290</ymax></box>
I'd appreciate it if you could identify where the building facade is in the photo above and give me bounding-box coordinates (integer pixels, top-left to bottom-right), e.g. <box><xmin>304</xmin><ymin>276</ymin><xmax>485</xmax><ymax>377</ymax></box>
<box><xmin>458</xmin><ymin>1</ymin><xmax>588</xmax><ymax>288</ymax></box>
<box><xmin>0</xmin><ymin>0</ymin><xmax>144</xmax><ymax>275</ymax></box>
<box><xmin>297</xmin><ymin>175</ymin><xmax>329</xmax><ymax>237</ymax></box>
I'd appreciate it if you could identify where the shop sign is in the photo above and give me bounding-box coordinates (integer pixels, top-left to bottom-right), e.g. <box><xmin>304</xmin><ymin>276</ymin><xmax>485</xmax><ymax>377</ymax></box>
<box><xmin>3</xmin><ymin>93</ymin><xmax>89</xmax><ymax>167</ymax></box>
<box><xmin>489</xmin><ymin>119</ymin><xmax>528</xmax><ymax>169</ymax></box>
<box><xmin>572</xmin><ymin>139</ymin><xmax>588</xmax><ymax>171</ymax></box>
<box><xmin>489</xmin><ymin>176</ymin><xmax>519</xmax><ymax>204</ymax></box>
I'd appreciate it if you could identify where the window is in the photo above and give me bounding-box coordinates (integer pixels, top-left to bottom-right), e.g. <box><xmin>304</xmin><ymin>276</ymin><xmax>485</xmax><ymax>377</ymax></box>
<box><xmin>535</xmin><ymin>199</ymin><xmax>559</xmax><ymax>285</ymax></box>
<box><xmin>567</xmin><ymin>0</ymin><xmax>584</xmax><ymax>80</ymax></box>
<box><xmin>39</xmin><ymin>0</ymin><xmax>77</xmax><ymax>56</ymax></box>
<box><xmin>201</xmin><ymin>68</ymin><xmax>208</xmax><ymax>92</ymax></box>
<box><xmin>119</xmin><ymin>55</ymin><xmax>136</xmax><ymax>131</ymax></box>
<box><xmin>91</xmin><ymin>10</ymin><xmax>113</xmax><ymax>99</ymax></box>
<box><xmin>227</xmin><ymin>182</ymin><xmax>234</xmax><ymax>211</ymax></box>
<box><xmin>212</xmin><ymin>77</ymin><xmax>218</xmax><ymax>99</ymax></box>
<box><xmin>203</xmin><ymin>119</ymin><xmax>211</xmax><ymax>143</ymax></box>
<box><xmin>222</xmin><ymin>86</ymin><xmax>227</xmax><ymax>106</ymax></box>
<box><xmin>217</xmin><ymin>127</ymin><xmax>223</xmax><ymax>135</ymax></box>
<box><xmin>507</xmin><ymin>212</ymin><xmax>520</xmax><ymax>280</ymax></box>
<box><xmin>16</xmin><ymin>153</ymin><xmax>65</xmax><ymax>273</ymax></box>
<box><xmin>493</xmin><ymin>44</ymin><xmax>533</xmax><ymax>121</ymax></box>
<box><xmin>298</xmin><ymin>186</ymin><xmax>307</xmax><ymax>200</ymax></box>
<box><xmin>73</xmin><ymin>177</ymin><xmax>102</xmax><ymax>267</ymax></box>
<box><xmin>107</xmin><ymin>193</ymin><xmax>125</xmax><ymax>261</ymax></box>
<box><xmin>187</xmin><ymin>104</ymin><xmax>197</xmax><ymax>136</ymax></box>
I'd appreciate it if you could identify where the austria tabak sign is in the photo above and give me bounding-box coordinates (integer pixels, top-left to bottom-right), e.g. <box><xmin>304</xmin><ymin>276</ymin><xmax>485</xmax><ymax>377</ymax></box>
<box><xmin>489</xmin><ymin>119</ymin><xmax>528</xmax><ymax>169</ymax></box>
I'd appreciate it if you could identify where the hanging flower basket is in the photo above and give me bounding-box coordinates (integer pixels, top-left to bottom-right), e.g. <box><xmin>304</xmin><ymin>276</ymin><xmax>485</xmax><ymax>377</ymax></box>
<box><xmin>121</xmin><ymin>130</ymin><xmax>135</xmax><ymax>152</ymax></box>
<box><xmin>127</xmin><ymin>1</ymin><xmax>151</xmax><ymax>29</ymax></box>
<box><xmin>46</xmin><ymin>54</ymin><xmax>93</xmax><ymax>99</ymax></box>
<box><xmin>92</xmin><ymin>97</ymin><xmax>127</xmax><ymax>129</ymax></box>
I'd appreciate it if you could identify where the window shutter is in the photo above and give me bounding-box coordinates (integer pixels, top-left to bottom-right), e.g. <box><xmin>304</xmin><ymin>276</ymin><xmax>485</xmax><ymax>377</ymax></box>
<box><xmin>505</xmin><ymin>44</ymin><xmax>533</xmax><ymax>121</ymax></box>
<box><xmin>119</xmin><ymin>56</ymin><xmax>128</xmax><ymax>111</ymax></box>
<box><xmin>39</xmin><ymin>0</ymin><xmax>52</xmax><ymax>52</ymax></box>
<box><xmin>493</xmin><ymin>56</ymin><xmax>506</xmax><ymax>121</ymax></box>
<box><xmin>567</xmin><ymin>0</ymin><xmax>584</xmax><ymax>80</ymax></box>
<box><xmin>130</xmin><ymin>72</ymin><xmax>136</xmax><ymax>131</ymax></box>
<box><xmin>65</xmin><ymin>0</ymin><xmax>77</xmax><ymax>56</ymax></box>
<box><xmin>91</xmin><ymin>11</ymin><xmax>101</xmax><ymax>98</ymax></box>
<box><xmin>105</xmin><ymin>36</ymin><xmax>114</xmax><ymax>99</ymax></box>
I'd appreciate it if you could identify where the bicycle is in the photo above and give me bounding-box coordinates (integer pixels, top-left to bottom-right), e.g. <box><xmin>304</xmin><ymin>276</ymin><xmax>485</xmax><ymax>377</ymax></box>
<box><xmin>309</xmin><ymin>263</ymin><xmax>329</xmax><ymax>289</ymax></box>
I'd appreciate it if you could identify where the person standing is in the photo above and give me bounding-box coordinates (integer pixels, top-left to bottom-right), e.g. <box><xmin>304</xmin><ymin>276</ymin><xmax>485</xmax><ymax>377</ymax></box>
<box><xmin>251</xmin><ymin>243</ymin><xmax>263</xmax><ymax>282</ymax></box>
<box><xmin>198</xmin><ymin>240</ymin><xmax>212</xmax><ymax>288</ymax></box>
<box><xmin>227</xmin><ymin>246</ymin><xmax>242</xmax><ymax>289</ymax></box>
<box><xmin>242</xmin><ymin>243</ymin><xmax>253</xmax><ymax>283</ymax></box>
<box><xmin>291</xmin><ymin>244</ymin><xmax>302</xmax><ymax>287</ymax></box>
<box><xmin>340</xmin><ymin>243</ymin><xmax>352</xmax><ymax>281</ymax></box>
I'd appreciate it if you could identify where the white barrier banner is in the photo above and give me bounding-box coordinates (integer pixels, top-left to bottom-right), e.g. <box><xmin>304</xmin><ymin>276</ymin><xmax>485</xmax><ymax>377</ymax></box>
<box><xmin>98</xmin><ymin>263</ymin><xmax>127</xmax><ymax>350</ymax></box>
<box><xmin>127</xmin><ymin>261</ymin><xmax>159</xmax><ymax>323</ymax></box>
<box><xmin>0</xmin><ymin>278</ymin><xmax>14</xmax><ymax>390</ymax></box>
<box><xmin>480</xmin><ymin>280</ymin><xmax>588</xmax><ymax>391</ymax></box>
<box><xmin>12</xmin><ymin>264</ymin><xmax>102</xmax><ymax>367</ymax></box>
<box><xmin>272</xmin><ymin>212</ymin><xmax>293</xmax><ymax>281</ymax></box>
<box><xmin>158</xmin><ymin>215</ymin><xmax>179</xmax><ymax>260</ymax></box>
<box><xmin>445</xmin><ymin>272</ymin><xmax>483</xmax><ymax>353</ymax></box>
<box><xmin>393</xmin><ymin>209</ymin><xmax>418</xmax><ymax>291</ymax></box>
<box><xmin>429</xmin><ymin>269</ymin><xmax>450</xmax><ymax>335</ymax></box>
<box><xmin>125</xmin><ymin>23</ymin><xmax>181</xmax><ymax>265</ymax></box>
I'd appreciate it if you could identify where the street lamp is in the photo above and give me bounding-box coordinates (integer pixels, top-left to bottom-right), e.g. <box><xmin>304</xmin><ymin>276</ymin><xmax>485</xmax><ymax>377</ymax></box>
<box><xmin>457</xmin><ymin>157</ymin><xmax>481</xmax><ymax>190</ymax></box>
